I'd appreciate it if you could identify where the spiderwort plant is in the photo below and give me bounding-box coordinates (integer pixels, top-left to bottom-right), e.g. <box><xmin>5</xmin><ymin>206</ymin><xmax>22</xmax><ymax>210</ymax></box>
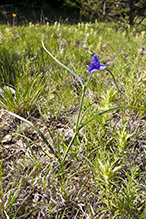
<box><xmin>8</xmin><ymin>39</ymin><xmax>145</xmax><ymax>169</ymax></box>
<box><xmin>75</xmin><ymin>55</ymin><xmax>106</xmax><ymax>132</ymax></box>
<box><xmin>41</xmin><ymin>39</ymin><xmax>144</xmax><ymax>165</ymax></box>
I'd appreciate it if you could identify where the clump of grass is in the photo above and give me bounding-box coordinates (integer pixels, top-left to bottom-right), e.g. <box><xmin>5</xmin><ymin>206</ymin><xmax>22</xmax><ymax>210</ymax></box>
<box><xmin>0</xmin><ymin>49</ymin><xmax>46</xmax><ymax>116</ymax></box>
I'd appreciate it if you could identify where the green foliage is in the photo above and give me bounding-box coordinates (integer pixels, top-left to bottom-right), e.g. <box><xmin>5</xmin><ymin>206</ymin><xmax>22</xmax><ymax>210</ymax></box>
<box><xmin>0</xmin><ymin>22</ymin><xmax>146</xmax><ymax>218</ymax></box>
<box><xmin>66</xmin><ymin>0</ymin><xmax>146</xmax><ymax>26</ymax></box>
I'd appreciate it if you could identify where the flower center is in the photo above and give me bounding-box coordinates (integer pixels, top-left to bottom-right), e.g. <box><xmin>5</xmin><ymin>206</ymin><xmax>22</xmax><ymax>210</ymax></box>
<box><xmin>93</xmin><ymin>62</ymin><xmax>99</xmax><ymax>68</ymax></box>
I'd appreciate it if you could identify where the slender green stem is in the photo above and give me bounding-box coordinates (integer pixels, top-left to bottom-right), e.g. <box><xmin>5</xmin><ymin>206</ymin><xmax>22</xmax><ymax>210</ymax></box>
<box><xmin>76</xmin><ymin>71</ymin><xmax>95</xmax><ymax>131</ymax></box>
<box><xmin>106</xmin><ymin>68</ymin><xmax>120</xmax><ymax>92</ymax></box>
<box><xmin>62</xmin><ymin>131</ymin><xmax>78</xmax><ymax>164</ymax></box>
<box><xmin>79</xmin><ymin>105</ymin><xmax>92</xmax><ymax>125</ymax></box>
<box><xmin>86</xmin><ymin>71</ymin><xmax>94</xmax><ymax>87</ymax></box>
<box><xmin>75</xmin><ymin>85</ymin><xmax>86</xmax><ymax>132</ymax></box>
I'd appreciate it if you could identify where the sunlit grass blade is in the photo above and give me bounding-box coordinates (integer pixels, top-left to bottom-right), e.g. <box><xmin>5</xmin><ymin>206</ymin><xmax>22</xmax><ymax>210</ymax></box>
<box><xmin>42</xmin><ymin>38</ymin><xmax>84</xmax><ymax>89</ymax></box>
<box><xmin>78</xmin><ymin>105</ymin><xmax>146</xmax><ymax>130</ymax></box>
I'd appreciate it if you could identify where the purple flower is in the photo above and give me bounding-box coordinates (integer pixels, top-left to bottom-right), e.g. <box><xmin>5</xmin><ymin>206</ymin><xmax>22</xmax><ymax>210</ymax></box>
<box><xmin>89</xmin><ymin>55</ymin><xmax>106</xmax><ymax>72</ymax></box>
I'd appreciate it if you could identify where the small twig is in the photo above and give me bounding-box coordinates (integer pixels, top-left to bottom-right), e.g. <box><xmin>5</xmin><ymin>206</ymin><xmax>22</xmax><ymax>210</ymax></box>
<box><xmin>120</xmin><ymin>13</ymin><xmax>129</xmax><ymax>27</ymax></box>
<box><xmin>136</xmin><ymin>16</ymin><xmax>146</xmax><ymax>27</ymax></box>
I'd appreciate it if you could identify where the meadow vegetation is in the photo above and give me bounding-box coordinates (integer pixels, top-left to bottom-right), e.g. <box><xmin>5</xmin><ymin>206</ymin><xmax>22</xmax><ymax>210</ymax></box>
<box><xmin>0</xmin><ymin>21</ymin><xmax>146</xmax><ymax>218</ymax></box>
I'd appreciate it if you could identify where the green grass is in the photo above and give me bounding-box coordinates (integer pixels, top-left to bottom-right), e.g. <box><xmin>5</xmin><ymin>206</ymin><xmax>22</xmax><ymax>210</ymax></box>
<box><xmin>0</xmin><ymin>21</ymin><xmax>146</xmax><ymax>218</ymax></box>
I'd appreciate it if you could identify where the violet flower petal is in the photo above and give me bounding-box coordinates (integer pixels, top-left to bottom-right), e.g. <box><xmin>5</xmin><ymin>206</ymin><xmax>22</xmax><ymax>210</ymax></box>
<box><xmin>89</xmin><ymin>64</ymin><xmax>98</xmax><ymax>72</ymax></box>
<box><xmin>91</xmin><ymin>55</ymin><xmax>99</xmax><ymax>63</ymax></box>
<box><xmin>99</xmin><ymin>63</ymin><xmax>106</xmax><ymax>70</ymax></box>
<box><xmin>89</xmin><ymin>55</ymin><xmax>106</xmax><ymax>72</ymax></box>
